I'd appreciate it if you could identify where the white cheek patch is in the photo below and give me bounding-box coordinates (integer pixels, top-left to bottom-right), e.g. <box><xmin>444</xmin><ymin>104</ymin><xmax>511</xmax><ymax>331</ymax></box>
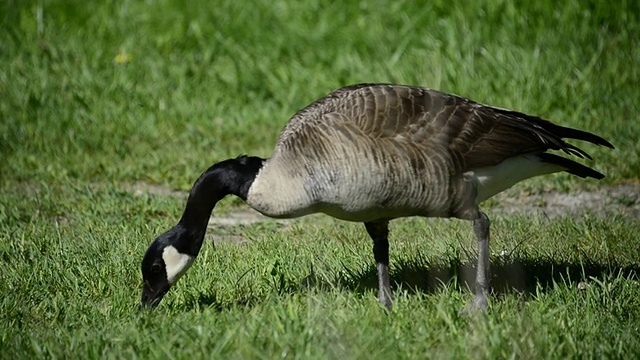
<box><xmin>162</xmin><ymin>246</ymin><xmax>195</xmax><ymax>284</ymax></box>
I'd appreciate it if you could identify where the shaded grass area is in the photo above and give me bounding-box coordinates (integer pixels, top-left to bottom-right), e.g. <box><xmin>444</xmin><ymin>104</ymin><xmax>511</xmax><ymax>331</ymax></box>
<box><xmin>343</xmin><ymin>254</ymin><xmax>640</xmax><ymax>299</ymax></box>
<box><xmin>1</xmin><ymin>0</ymin><xmax>640</xmax><ymax>358</ymax></box>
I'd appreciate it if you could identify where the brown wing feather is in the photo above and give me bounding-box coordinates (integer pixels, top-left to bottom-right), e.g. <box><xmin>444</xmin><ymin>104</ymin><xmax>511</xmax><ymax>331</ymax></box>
<box><xmin>277</xmin><ymin>83</ymin><xmax>611</xmax><ymax>172</ymax></box>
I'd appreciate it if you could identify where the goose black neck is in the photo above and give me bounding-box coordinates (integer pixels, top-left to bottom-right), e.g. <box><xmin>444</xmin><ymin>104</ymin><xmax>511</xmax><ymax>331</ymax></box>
<box><xmin>178</xmin><ymin>156</ymin><xmax>265</xmax><ymax>249</ymax></box>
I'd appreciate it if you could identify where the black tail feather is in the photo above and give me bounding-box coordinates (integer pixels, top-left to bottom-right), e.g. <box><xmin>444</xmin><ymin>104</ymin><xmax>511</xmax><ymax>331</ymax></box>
<box><xmin>491</xmin><ymin>107</ymin><xmax>615</xmax><ymax>150</ymax></box>
<box><xmin>542</xmin><ymin>122</ymin><xmax>615</xmax><ymax>149</ymax></box>
<box><xmin>538</xmin><ymin>153</ymin><xmax>605</xmax><ymax>180</ymax></box>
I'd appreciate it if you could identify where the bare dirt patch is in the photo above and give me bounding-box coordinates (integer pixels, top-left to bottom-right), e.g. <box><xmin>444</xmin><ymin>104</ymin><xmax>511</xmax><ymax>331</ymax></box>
<box><xmin>128</xmin><ymin>181</ymin><xmax>640</xmax><ymax>239</ymax></box>
<box><xmin>491</xmin><ymin>182</ymin><xmax>640</xmax><ymax>218</ymax></box>
<box><xmin>206</xmin><ymin>209</ymin><xmax>294</xmax><ymax>245</ymax></box>
<box><xmin>126</xmin><ymin>182</ymin><xmax>186</xmax><ymax>198</ymax></box>
<box><xmin>207</xmin><ymin>209</ymin><xmax>293</xmax><ymax>227</ymax></box>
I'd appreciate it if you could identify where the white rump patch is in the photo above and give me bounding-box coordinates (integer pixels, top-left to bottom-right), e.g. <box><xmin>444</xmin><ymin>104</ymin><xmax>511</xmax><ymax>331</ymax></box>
<box><xmin>162</xmin><ymin>246</ymin><xmax>195</xmax><ymax>284</ymax></box>
<box><xmin>467</xmin><ymin>155</ymin><xmax>564</xmax><ymax>204</ymax></box>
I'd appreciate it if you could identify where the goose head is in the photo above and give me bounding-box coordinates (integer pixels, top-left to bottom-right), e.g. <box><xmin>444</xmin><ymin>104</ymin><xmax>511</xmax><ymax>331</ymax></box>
<box><xmin>141</xmin><ymin>225</ymin><xmax>195</xmax><ymax>308</ymax></box>
<box><xmin>139</xmin><ymin>155</ymin><xmax>265</xmax><ymax>308</ymax></box>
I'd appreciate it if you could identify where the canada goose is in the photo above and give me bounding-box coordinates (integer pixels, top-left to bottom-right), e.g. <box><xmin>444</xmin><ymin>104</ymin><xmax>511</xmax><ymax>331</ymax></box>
<box><xmin>140</xmin><ymin>83</ymin><xmax>613</xmax><ymax>310</ymax></box>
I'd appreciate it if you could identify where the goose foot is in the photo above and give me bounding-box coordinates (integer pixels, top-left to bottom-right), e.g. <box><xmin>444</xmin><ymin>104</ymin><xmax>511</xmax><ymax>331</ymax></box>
<box><xmin>365</xmin><ymin>221</ymin><xmax>393</xmax><ymax>310</ymax></box>
<box><xmin>460</xmin><ymin>212</ymin><xmax>492</xmax><ymax>315</ymax></box>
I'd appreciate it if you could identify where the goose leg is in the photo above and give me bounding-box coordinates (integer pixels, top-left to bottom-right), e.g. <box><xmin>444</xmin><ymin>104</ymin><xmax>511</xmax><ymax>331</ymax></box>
<box><xmin>364</xmin><ymin>221</ymin><xmax>392</xmax><ymax>309</ymax></box>
<box><xmin>468</xmin><ymin>212</ymin><xmax>491</xmax><ymax>312</ymax></box>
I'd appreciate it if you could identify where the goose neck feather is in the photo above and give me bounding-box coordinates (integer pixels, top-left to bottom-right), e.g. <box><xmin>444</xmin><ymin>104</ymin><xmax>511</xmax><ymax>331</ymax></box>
<box><xmin>178</xmin><ymin>156</ymin><xmax>264</xmax><ymax>252</ymax></box>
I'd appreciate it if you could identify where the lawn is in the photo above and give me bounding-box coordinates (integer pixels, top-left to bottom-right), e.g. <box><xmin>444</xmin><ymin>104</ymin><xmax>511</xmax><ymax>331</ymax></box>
<box><xmin>1</xmin><ymin>0</ymin><xmax>639</xmax><ymax>358</ymax></box>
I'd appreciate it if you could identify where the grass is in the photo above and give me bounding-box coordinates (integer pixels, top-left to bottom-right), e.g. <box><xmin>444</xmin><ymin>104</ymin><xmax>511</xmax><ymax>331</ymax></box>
<box><xmin>1</xmin><ymin>0</ymin><xmax>640</xmax><ymax>358</ymax></box>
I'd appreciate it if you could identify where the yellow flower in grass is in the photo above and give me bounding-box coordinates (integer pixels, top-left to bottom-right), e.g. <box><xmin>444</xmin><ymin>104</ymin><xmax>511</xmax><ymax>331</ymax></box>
<box><xmin>114</xmin><ymin>52</ymin><xmax>131</xmax><ymax>64</ymax></box>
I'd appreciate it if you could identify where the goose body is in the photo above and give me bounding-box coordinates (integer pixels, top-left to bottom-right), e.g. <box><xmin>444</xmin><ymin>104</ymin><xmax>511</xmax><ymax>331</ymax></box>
<box><xmin>248</xmin><ymin>84</ymin><xmax>605</xmax><ymax>221</ymax></box>
<box><xmin>141</xmin><ymin>83</ymin><xmax>613</xmax><ymax>310</ymax></box>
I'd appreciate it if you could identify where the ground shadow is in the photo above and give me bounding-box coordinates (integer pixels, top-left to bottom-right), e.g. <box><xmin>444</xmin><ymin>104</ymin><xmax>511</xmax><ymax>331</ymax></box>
<box><xmin>177</xmin><ymin>257</ymin><xmax>639</xmax><ymax>311</ymax></box>
<box><xmin>338</xmin><ymin>257</ymin><xmax>640</xmax><ymax>298</ymax></box>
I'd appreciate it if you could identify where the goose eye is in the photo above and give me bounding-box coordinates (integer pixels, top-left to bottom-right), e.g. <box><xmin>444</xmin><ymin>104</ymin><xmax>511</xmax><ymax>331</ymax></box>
<box><xmin>151</xmin><ymin>263</ymin><xmax>162</xmax><ymax>274</ymax></box>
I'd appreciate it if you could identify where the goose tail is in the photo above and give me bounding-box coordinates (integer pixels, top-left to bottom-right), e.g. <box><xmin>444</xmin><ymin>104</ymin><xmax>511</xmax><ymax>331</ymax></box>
<box><xmin>536</xmin><ymin>153</ymin><xmax>605</xmax><ymax>180</ymax></box>
<box><xmin>491</xmin><ymin>107</ymin><xmax>615</xmax><ymax>157</ymax></box>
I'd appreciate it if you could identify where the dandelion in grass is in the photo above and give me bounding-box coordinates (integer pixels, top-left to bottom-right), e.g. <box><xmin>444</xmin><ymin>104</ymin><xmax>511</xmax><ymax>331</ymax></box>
<box><xmin>114</xmin><ymin>52</ymin><xmax>131</xmax><ymax>64</ymax></box>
